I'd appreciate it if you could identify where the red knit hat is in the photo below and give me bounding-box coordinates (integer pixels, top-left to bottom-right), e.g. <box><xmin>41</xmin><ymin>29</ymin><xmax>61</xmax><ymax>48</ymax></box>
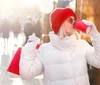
<box><xmin>50</xmin><ymin>8</ymin><xmax>77</xmax><ymax>34</ymax></box>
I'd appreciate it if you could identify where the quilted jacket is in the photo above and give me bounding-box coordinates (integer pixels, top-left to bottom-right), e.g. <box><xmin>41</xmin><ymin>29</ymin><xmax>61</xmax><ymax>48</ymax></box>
<box><xmin>20</xmin><ymin>32</ymin><xmax>100</xmax><ymax>85</ymax></box>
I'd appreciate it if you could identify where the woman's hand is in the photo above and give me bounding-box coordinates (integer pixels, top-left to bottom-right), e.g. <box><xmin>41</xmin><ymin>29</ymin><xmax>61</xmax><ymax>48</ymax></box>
<box><xmin>82</xmin><ymin>20</ymin><xmax>99</xmax><ymax>37</ymax></box>
<box><xmin>25</xmin><ymin>33</ymin><xmax>40</xmax><ymax>48</ymax></box>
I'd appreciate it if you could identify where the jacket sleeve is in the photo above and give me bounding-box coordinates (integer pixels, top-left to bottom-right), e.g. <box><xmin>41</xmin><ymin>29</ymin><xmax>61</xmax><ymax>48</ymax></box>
<box><xmin>86</xmin><ymin>34</ymin><xmax>100</xmax><ymax>68</ymax></box>
<box><xmin>19</xmin><ymin>35</ymin><xmax>44</xmax><ymax>80</ymax></box>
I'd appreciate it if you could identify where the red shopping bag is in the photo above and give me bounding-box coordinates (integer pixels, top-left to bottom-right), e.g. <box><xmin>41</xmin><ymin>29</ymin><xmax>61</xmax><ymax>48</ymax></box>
<box><xmin>7</xmin><ymin>44</ymin><xmax>41</xmax><ymax>75</ymax></box>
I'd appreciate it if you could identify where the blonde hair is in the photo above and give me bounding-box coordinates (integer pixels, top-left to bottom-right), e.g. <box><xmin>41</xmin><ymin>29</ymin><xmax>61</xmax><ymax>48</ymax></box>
<box><xmin>57</xmin><ymin>26</ymin><xmax>65</xmax><ymax>39</ymax></box>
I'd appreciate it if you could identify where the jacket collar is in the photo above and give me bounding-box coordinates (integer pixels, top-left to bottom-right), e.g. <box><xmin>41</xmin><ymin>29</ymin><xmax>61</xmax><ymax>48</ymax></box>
<box><xmin>49</xmin><ymin>31</ymin><xmax>77</xmax><ymax>51</ymax></box>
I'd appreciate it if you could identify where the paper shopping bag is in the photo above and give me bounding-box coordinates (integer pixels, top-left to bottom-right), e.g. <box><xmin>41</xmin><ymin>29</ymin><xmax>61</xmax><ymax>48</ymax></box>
<box><xmin>7</xmin><ymin>44</ymin><xmax>41</xmax><ymax>75</ymax></box>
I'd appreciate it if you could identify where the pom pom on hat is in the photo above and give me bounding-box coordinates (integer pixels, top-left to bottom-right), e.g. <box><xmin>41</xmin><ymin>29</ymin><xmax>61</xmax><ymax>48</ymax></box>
<box><xmin>50</xmin><ymin>8</ymin><xmax>77</xmax><ymax>34</ymax></box>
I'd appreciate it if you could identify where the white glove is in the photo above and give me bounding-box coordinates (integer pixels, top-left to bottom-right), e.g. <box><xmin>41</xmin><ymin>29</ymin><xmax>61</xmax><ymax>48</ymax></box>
<box><xmin>25</xmin><ymin>33</ymin><xmax>40</xmax><ymax>48</ymax></box>
<box><xmin>21</xmin><ymin>33</ymin><xmax>40</xmax><ymax>61</ymax></box>
<box><xmin>82</xmin><ymin>20</ymin><xmax>99</xmax><ymax>37</ymax></box>
<box><xmin>27</xmin><ymin>33</ymin><xmax>40</xmax><ymax>42</ymax></box>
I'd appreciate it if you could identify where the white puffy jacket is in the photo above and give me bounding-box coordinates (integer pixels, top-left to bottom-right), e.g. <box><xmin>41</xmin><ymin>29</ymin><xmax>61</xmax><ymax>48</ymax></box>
<box><xmin>20</xmin><ymin>32</ymin><xmax>100</xmax><ymax>85</ymax></box>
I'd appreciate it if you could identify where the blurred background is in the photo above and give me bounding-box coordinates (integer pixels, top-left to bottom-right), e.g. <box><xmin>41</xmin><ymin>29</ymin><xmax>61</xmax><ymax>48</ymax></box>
<box><xmin>0</xmin><ymin>0</ymin><xmax>100</xmax><ymax>85</ymax></box>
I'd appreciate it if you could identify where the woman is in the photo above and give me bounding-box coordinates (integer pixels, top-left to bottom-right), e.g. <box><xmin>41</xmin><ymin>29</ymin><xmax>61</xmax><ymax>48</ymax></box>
<box><xmin>20</xmin><ymin>8</ymin><xmax>100</xmax><ymax>85</ymax></box>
